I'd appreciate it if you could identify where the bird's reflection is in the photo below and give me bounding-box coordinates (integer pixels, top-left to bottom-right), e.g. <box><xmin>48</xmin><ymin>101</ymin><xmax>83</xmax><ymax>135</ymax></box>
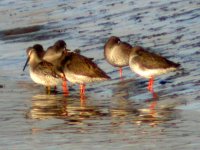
<box><xmin>26</xmin><ymin>77</ymin><xmax>179</xmax><ymax>135</ymax></box>
<box><xmin>110</xmin><ymin>78</ymin><xmax>176</xmax><ymax>127</ymax></box>
<box><xmin>26</xmin><ymin>94</ymin><xmax>68</xmax><ymax>119</ymax></box>
<box><xmin>27</xmin><ymin>93</ymin><xmax>111</xmax><ymax>134</ymax></box>
<box><xmin>110</xmin><ymin>97</ymin><xmax>175</xmax><ymax>127</ymax></box>
<box><xmin>26</xmin><ymin>94</ymin><xmax>105</xmax><ymax>120</ymax></box>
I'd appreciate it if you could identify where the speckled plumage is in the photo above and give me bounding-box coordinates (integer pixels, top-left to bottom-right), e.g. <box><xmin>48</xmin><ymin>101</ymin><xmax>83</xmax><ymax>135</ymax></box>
<box><xmin>23</xmin><ymin>44</ymin><xmax>63</xmax><ymax>87</ymax></box>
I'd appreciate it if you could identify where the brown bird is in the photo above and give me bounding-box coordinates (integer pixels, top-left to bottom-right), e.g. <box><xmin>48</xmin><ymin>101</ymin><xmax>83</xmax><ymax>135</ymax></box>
<box><xmin>104</xmin><ymin>36</ymin><xmax>132</xmax><ymax>78</ymax></box>
<box><xmin>129</xmin><ymin>46</ymin><xmax>180</xmax><ymax>92</ymax></box>
<box><xmin>23</xmin><ymin>44</ymin><xmax>64</xmax><ymax>93</ymax></box>
<box><xmin>62</xmin><ymin>51</ymin><xmax>111</xmax><ymax>96</ymax></box>
<box><xmin>43</xmin><ymin>40</ymin><xmax>68</xmax><ymax>65</ymax></box>
<box><xmin>43</xmin><ymin>40</ymin><xmax>69</xmax><ymax>94</ymax></box>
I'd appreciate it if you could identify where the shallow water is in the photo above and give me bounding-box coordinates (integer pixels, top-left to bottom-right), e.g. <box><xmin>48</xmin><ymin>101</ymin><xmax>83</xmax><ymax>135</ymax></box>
<box><xmin>0</xmin><ymin>0</ymin><xmax>200</xmax><ymax>149</ymax></box>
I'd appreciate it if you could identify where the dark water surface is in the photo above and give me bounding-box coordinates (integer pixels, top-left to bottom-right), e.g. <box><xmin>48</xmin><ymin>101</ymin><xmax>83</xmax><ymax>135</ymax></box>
<box><xmin>0</xmin><ymin>0</ymin><xmax>200</xmax><ymax>149</ymax></box>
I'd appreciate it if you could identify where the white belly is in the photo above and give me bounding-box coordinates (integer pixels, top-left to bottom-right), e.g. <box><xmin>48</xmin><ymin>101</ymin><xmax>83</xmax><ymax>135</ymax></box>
<box><xmin>64</xmin><ymin>70</ymin><xmax>107</xmax><ymax>84</ymax></box>
<box><xmin>30</xmin><ymin>70</ymin><xmax>61</xmax><ymax>86</ymax></box>
<box><xmin>130</xmin><ymin>63</ymin><xmax>176</xmax><ymax>78</ymax></box>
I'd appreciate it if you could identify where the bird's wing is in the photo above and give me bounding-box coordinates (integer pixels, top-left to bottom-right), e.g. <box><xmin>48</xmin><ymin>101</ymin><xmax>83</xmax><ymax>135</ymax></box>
<box><xmin>36</xmin><ymin>61</ymin><xmax>63</xmax><ymax>78</ymax></box>
<box><xmin>64</xmin><ymin>53</ymin><xmax>110</xmax><ymax>78</ymax></box>
<box><xmin>133</xmin><ymin>49</ymin><xmax>179</xmax><ymax>69</ymax></box>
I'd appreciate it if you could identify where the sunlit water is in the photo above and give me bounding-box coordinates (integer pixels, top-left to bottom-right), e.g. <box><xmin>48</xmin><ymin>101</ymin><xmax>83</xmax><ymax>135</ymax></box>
<box><xmin>0</xmin><ymin>0</ymin><xmax>200</xmax><ymax>149</ymax></box>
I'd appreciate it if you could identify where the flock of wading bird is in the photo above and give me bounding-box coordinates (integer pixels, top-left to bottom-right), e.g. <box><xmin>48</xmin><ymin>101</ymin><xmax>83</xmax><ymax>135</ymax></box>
<box><xmin>23</xmin><ymin>36</ymin><xmax>180</xmax><ymax>97</ymax></box>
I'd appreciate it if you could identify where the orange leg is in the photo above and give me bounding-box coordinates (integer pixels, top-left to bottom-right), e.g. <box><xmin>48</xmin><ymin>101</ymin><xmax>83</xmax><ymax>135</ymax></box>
<box><xmin>119</xmin><ymin>67</ymin><xmax>123</xmax><ymax>78</ymax></box>
<box><xmin>80</xmin><ymin>84</ymin><xmax>86</xmax><ymax>95</ymax></box>
<box><xmin>61</xmin><ymin>73</ymin><xmax>68</xmax><ymax>96</ymax></box>
<box><xmin>147</xmin><ymin>76</ymin><xmax>154</xmax><ymax>92</ymax></box>
<box><xmin>152</xmin><ymin>91</ymin><xmax>158</xmax><ymax>99</ymax></box>
<box><xmin>62</xmin><ymin>80</ymin><xmax>69</xmax><ymax>96</ymax></box>
<box><xmin>80</xmin><ymin>94</ymin><xmax>86</xmax><ymax>106</ymax></box>
<box><xmin>150</xmin><ymin>100</ymin><xmax>157</xmax><ymax>110</ymax></box>
<box><xmin>80</xmin><ymin>84</ymin><xmax>86</xmax><ymax>104</ymax></box>
<box><xmin>150</xmin><ymin>92</ymin><xmax>158</xmax><ymax>108</ymax></box>
<box><xmin>149</xmin><ymin>91</ymin><xmax>159</xmax><ymax>115</ymax></box>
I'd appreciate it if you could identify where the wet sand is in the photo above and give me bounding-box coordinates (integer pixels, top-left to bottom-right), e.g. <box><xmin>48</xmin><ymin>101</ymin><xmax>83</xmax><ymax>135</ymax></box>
<box><xmin>0</xmin><ymin>0</ymin><xmax>200</xmax><ymax>149</ymax></box>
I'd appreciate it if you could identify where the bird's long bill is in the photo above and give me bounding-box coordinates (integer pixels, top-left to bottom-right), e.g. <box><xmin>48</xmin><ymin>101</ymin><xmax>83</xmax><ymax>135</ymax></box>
<box><xmin>23</xmin><ymin>56</ymin><xmax>30</xmax><ymax>71</ymax></box>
